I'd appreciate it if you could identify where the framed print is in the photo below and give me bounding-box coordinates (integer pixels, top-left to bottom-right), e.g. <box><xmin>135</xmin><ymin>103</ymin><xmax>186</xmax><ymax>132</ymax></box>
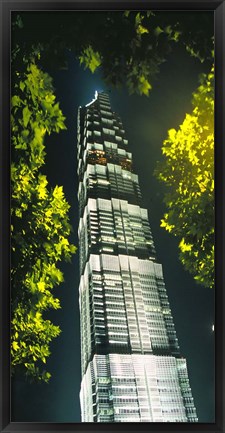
<box><xmin>1</xmin><ymin>0</ymin><xmax>224</xmax><ymax>432</ymax></box>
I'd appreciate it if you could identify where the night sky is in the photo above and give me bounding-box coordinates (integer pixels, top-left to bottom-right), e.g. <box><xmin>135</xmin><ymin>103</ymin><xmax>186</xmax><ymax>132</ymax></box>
<box><xmin>11</xmin><ymin>11</ymin><xmax>214</xmax><ymax>424</ymax></box>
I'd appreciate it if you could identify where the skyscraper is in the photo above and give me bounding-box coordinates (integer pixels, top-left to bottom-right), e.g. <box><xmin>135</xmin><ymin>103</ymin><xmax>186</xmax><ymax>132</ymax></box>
<box><xmin>77</xmin><ymin>91</ymin><xmax>198</xmax><ymax>423</ymax></box>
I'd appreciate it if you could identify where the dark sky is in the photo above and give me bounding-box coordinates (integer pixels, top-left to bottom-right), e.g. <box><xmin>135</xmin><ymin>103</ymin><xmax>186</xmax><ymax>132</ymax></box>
<box><xmin>11</xmin><ymin>11</ymin><xmax>214</xmax><ymax>424</ymax></box>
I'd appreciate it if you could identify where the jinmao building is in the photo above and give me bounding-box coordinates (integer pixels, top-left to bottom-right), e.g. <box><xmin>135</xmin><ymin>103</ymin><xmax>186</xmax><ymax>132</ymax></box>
<box><xmin>77</xmin><ymin>91</ymin><xmax>198</xmax><ymax>422</ymax></box>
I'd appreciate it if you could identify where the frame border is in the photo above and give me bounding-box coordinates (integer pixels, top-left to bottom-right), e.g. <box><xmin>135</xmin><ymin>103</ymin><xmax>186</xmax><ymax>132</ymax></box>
<box><xmin>1</xmin><ymin>1</ymin><xmax>224</xmax><ymax>432</ymax></box>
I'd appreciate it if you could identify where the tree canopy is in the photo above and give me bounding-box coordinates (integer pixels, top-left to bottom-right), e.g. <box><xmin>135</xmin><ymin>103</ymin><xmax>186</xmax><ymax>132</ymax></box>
<box><xmin>12</xmin><ymin>11</ymin><xmax>213</xmax><ymax>96</ymax></box>
<box><xmin>155</xmin><ymin>67</ymin><xmax>214</xmax><ymax>289</ymax></box>
<box><xmin>11</xmin><ymin>59</ymin><xmax>76</xmax><ymax>382</ymax></box>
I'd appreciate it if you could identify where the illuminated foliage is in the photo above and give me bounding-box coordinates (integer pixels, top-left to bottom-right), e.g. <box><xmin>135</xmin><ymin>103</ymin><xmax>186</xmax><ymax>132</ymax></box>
<box><xmin>11</xmin><ymin>60</ymin><xmax>76</xmax><ymax>382</ymax></box>
<box><xmin>155</xmin><ymin>67</ymin><xmax>214</xmax><ymax>288</ymax></box>
<box><xmin>79</xmin><ymin>45</ymin><xmax>102</xmax><ymax>73</ymax></box>
<box><xmin>12</xmin><ymin>11</ymin><xmax>213</xmax><ymax>97</ymax></box>
<box><xmin>86</xmin><ymin>11</ymin><xmax>180</xmax><ymax>96</ymax></box>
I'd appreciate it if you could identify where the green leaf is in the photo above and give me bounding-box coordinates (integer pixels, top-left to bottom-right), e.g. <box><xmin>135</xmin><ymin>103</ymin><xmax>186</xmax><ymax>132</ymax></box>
<box><xmin>79</xmin><ymin>46</ymin><xmax>101</xmax><ymax>73</ymax></box>
<box><xmin>154</xmin><ymin>26</ymin><xmax>164</xmax><ymax>36</ymax></box>
<box><xmin>124</xmin><ymin>11</ymin><xmax>130</xmax><ymax>18</ymax></box>
<box><xmin>138</xmin><ymin>75</ymin><xmax>152</xmax><ymax>96</ymax></box>
<box><xmin>23</xmin><ymin>106</ymin><xmax>32</xmax><ymax>127</ymax></box>
<box><xmin>136</xmin><ymin>24</ymin><xmax>149</xmax><ymax>35</ymax></box>
<box><xmin>12</xmin><ymin>341</ymin><xmax>19</xmax><ymax>351</ymax></box>
<box><xmin>37</xmin><ymin>281</ymin><xmax>45</xmax><ymax>292</ymax></box>
<box><xmin>11</xmin><ymin>95</ymin><xmax>21</xmax><ymax>107</ymax></box>
<box><xmin>19</xmin><ymin>81</ymin><xmax>25</xmax><ymax>91</ymax></box>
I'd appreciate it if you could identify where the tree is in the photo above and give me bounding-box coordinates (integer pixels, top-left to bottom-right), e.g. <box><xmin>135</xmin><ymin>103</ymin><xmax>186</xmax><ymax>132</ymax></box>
<box><xmin>155</xmin><ymin>67</ymin><xmax>214</xmax><ymax>288</ymax></box>
<box><xmin>82</xmin><ymin>11</ymin><xmax>213</xmax><ymax>95</ymax></box>
<box><xmin>12</xmin><ymin>11</ymin><xmax>213</xmax><ymax>96</ymax></box>
<box><xmin>11</xmin><ymin>59</ymin><xmax>76</xmax><ymax>382</ymax></box>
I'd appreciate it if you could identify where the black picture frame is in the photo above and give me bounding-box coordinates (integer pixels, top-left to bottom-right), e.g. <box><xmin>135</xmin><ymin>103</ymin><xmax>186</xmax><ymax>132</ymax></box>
<box><xmin>1</xmin><ymin>0</ymin><xmax>224</xmax><ymax>432</ymax></box>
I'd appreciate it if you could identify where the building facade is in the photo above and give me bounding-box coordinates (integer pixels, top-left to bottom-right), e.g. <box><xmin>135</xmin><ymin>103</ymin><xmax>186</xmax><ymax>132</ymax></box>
<box><xmin>77</xmin><ymin>91</ymin><xmax>198</xmax><ymax>422</ymax></box>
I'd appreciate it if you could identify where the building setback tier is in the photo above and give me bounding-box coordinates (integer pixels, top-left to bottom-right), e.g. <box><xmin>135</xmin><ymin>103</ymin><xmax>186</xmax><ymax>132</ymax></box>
<box><xmin>80</xmin><ymin>354</ymin><xmax>197</xmax><ymax>423</ymax></box>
